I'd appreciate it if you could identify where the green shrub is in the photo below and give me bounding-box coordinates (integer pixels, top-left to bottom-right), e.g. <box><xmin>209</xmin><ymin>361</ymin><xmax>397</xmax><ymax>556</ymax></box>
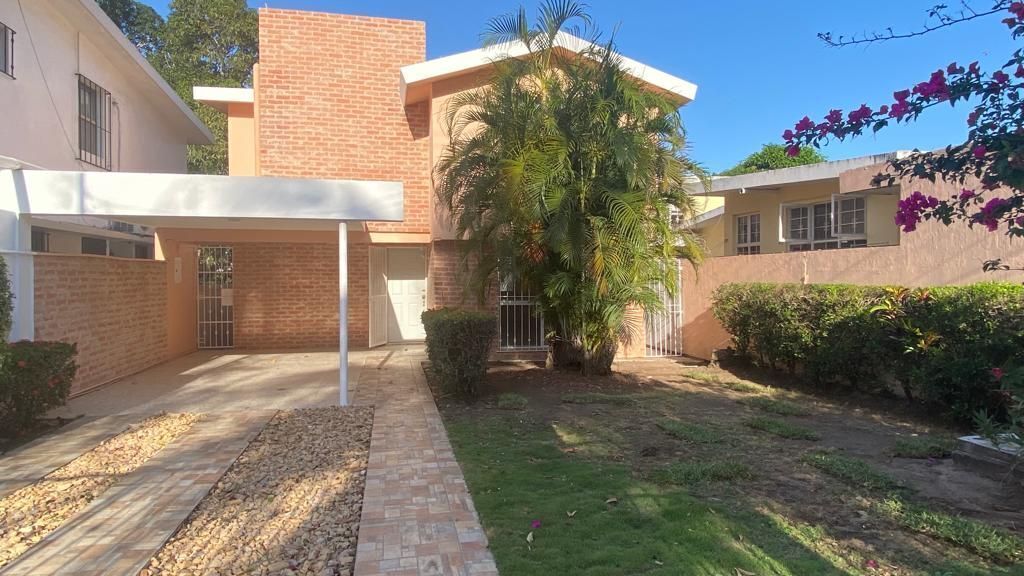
<box><xmin>712</xmin><ymin>281</ymin><xmax>1024</xmax><ymax>423</ymax></box>
<box><xmin>0</xmin><ymin>256</ymin><xmax>12</xmax><ymax>340</ymax></box>
<box><xmin>422</xmin><ymin>308</ymin><xmax>496</xmax><ymax>399</ymax></box>
<box><xmin>0</xmin><ymin>341</ymin><xmax>78</xmax><ymax>435</ymax></box>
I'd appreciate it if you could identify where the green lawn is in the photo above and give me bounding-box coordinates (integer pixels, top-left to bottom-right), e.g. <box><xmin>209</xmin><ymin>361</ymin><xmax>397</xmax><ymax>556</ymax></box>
<box><xmin>446</xmin><ymin>415</ymin><xmax>848</xmax><ymax>576</ymax></box>
<box><xmin>437</xmin><ymin>364</ymin><xmax>1024</xmax><ymax>576</ymax></box>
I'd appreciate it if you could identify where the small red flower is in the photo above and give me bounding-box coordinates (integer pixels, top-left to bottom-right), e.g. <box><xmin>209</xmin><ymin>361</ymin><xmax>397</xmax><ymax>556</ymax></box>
<box><xmin>16</xmin><ymin>360</ymin><xmax>27</xmax><ymax>368</ymax></box>
<box><xmin>992</xmin><ymin>367</ymin><xmax>1005</xmax><ymax>381</ymax></box>
<box><xmin>530</xmin><ymin>519</ymin><xmax>542</xmax><ymax>529</ymax></box>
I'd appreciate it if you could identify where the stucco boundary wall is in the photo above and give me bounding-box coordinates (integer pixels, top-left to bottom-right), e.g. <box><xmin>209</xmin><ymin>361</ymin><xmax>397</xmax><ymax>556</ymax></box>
<box><xmin>33</xmin><ymin>254</ymin><xmax>170</xmax><ymax>396</ymax></box>
<box><xmin>683</xmin><ymin>169</ymin><xmax>1024</xmax><ymax>360</ymax></box>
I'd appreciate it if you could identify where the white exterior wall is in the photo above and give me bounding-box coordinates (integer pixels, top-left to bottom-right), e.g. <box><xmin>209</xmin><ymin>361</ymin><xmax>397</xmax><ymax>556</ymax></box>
<box><xmin>0</xmin><ymin>0</ymin><xmax>189</xmax><ymax>172</ymax></box>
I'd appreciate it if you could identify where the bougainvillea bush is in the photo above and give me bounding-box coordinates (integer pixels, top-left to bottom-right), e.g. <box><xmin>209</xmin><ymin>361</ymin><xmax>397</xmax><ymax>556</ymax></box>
<box><xmin>783</xmin><ymin>1</ymin><xmax>1024</xmax><ymax>255</ymax></box>
<box><xmin>712</xmin><ymin>282</ymin><xmax>1024</xmax><ymax>423</ymax></box>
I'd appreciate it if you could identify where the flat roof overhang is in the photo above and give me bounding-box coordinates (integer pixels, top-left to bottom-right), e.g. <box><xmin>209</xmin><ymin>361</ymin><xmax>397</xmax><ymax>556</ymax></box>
<box><xmin>2</xmin><ymin>170</ymin><xmax>403</xmax><ymax>229</ymax></box>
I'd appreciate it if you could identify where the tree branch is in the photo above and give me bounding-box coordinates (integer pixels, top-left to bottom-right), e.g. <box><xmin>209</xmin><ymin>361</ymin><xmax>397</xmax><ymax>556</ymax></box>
<box><xmin>818</xmin><ymin>1</ymin><xmax>1010</xmax><ymax>47</ymax></box>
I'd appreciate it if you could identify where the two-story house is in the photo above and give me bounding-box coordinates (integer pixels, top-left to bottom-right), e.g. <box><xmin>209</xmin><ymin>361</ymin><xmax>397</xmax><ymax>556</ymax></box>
<box><xmin>0</xmin><ymin>0</ymin><xmax>212</xmax><ymax>258</ymax></box>
<box><xmin>178</xmin><ymin>8</ymin><xmax>703</xmax><ymax>358</ymax></box>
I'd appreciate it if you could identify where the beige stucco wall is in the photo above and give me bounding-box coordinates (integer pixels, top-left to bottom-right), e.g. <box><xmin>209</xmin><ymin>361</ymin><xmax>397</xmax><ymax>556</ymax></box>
<box><xmin>0</xmin><ymin>0</ymin><xmax>189</xmax><ymax>172</ymax></box>
<box><xmin>718</xmin><ymin>178</ymin><xmax>900</xmax><ymax>255</ymax></box>
<box><xmin>227</xmin><ymin>102</ymin><xmax>257</xmax><ymax>176</ymax></box>
<box><xmin>683</xmin><ymin>174</ymin><xmax>1024</xmax><ymax>360</ymax></box>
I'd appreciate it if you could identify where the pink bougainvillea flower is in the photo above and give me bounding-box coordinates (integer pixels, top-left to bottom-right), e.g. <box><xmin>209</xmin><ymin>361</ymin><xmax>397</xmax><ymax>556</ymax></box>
<box><xmin>795</xmin><ymin>116</ymin><xmax>815</xmax><ymax>132</ymax></box>
<box><xmin>785</xmin><ymin>144</ymin><xmax>801</xmax><ymax>157</ymax></box>
<box><xmin>894</xmin><ymin>89</ymin><xmax>911</xmax><ymax>102</ymax></box>
<box><xmin>848</xmin><ymin>104</ymin><xmax>873</xmax><ymax>123</ymax></box>
<box><xmin>947</xmin><ymin>62</ymin><xmax>959</xmax><ymax>74</ymax></box>
<box><xmin>913</xmin><ymin>70</ymin><xmax>949</xmax><ymax>100</ymax></box>
<box><xmin>878</xmin><ymin>104</ymin><xmax>889</xmax><ymax>115</ymax></box>
<box><xmin>1011</xmin><ymin>1</ymin><xmax>1024</xmax><ymax>19</ymax></box>
<box><xmin>894</xmin><ymin>191</ymin><xmax>939</xmax><ymax>232</ymax></box>
<box><xmin>969</xmin><ymin>61</ymin><xmax>981</xmax><ymax>75</ymax></box>
<box><xmin>992</xmin><ymin>367</ymin><xmax>1005</xmax><ymax>381</ymax></box>
<box><xmin>782</xmin><ymin>129</ymin><xmax>794</xmax><ymax>141</ymax></box>
<box><xmin>967</xmin><ymin>110</ymin><xmax>980</xmax><ymax>126</ymax></box>
<box><xmin>1016</xmin><ymin>64</ymin><xmax>1024</xmax><ymax>78</ymax></box>
<box><xmin>973</xmin><ymin>144</ymin><xmax>987</xmax><ymax>159</ymax></box>
<box><xmin>530</xmin><ymin>520</ymin><xmax>542</xmax><ymax>529</ymax></box>
<box><xmin>825</xmin><ymin>109</ymin><xmax>843</xmax><ymax>124</ymax></box>
<box><xmin>1016</xmin><ymin>216</ymin><xmax>1024</xmax><ymax>226</ymax></box>
<box><xmin>993</xmin><ymin>70</ymin><xmax>1011</xmax><ymax>85</ymax></box>
<box><xmin>865</xmin><ymin>559</ymin><xmax>880</xmax><ymax>570</ymax></box>
<box><xmin>889</xmin><ymin>100</ymin><xmax>911</xmax><ymax>119</ymax></box>
<box><xmin>958</xmin><ymin>188</ymin><xmax>976</xmax><ymax>200</ymax></box>
<box><xmin>975</xmin><ymin>197</ymin><xmax>1011</xmax><ymax>231</ymax></box>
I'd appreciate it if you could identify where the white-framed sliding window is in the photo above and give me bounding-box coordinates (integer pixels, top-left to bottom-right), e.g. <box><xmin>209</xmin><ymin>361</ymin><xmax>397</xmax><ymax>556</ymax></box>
<box><xmin>735</xmin><ymin>213</ymin><xmax>761</xmax><ymax>255</ymax></box>
<box><xmin>781</xmin><ymin>196</ymin><xmax>867</xmax><ymax>252</ymax></box>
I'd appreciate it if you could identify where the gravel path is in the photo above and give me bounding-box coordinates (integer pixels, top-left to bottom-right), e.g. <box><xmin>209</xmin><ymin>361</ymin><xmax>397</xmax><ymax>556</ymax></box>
<box><xmin>142</xmin><ymin>407</ymin><xmax>373</xmax><ymax>576</ymax></box>
<box><xmin>0</xmin><ymin>413</ymin><xmax>201</xmax><ymax>569</ymax></box>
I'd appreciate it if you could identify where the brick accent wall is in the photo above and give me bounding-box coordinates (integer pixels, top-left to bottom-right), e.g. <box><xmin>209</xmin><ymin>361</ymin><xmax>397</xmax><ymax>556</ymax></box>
<box><xmin>428</xmin><ymin>240</ymin><xmax>497</xmax><ymax>312</ymax></box>
<box><xmin>232</xmin><ymin>242</ymin><xmax>369</xmax><ymax>349</ymax></box>
<box><xmin>33</xmin><ymin>255</ymin><xmax>169</xmax><ymax>396</ymax></box>
<box><xmin>256</xmin><ymin>9</ymin><xmax>430</xmax><ymax>234</ymax></box>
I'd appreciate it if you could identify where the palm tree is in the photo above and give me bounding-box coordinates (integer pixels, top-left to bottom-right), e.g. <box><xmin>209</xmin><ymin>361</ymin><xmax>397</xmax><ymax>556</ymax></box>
<box><xmin>435</xmin><ymin>0</ymin><xmax>708</xmax><ymax>375</ymax></box>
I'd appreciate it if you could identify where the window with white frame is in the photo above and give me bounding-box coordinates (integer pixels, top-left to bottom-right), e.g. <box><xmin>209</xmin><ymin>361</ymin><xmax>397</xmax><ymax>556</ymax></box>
<box><xmin>785</xmin><ymin>197</ymin><xmax>867</xmax><ymax>252</ymax></box>
<box><xmin>0</xmin><ymin>21</ymin><xmax>13</xmax><ymax>79</ymax></box>
<box><xmin>735</xmin><ymin>213</ymin><xmax>761</xmax><ymax>255</ymax></box>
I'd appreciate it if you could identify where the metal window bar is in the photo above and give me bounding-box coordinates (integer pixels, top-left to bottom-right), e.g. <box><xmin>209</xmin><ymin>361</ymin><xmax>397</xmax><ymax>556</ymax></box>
<box><xmin>645</xmin><ymin>265</ymin><xmax>684</xmax><ymax>357</ymax></box>
<box><xmin>0</xmin><ymin>22</ymin><xmax>13</xmax><ymax>78</ymax></box>
<box><xmin>77</xmin><ymin>74</ymin><xmax>112</xmax><ymax>170</ymax></box>
<box><xmin>197</xmin><ymin>246</ymin><xmax>234</xmax><ymax>349</ymax></box>
<box><xmin>498</xmin><ymin>273</ymin><xmax>546</xmax><ymax>351</ymax></box>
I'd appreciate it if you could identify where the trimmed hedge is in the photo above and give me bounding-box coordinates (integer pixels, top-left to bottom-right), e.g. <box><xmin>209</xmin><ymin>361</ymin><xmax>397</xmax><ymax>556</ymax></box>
<box><xmin>712</xmin><ymin>282</ymin><xmax>1024</xmax><ymax>422</ymax></box>
<box><xmin>422</xmin><ymin>308</ymin><xmax>496</xmax><ymax>399</ymax></box>
<box><xmin>0</xmin><ymin>341</ymin><xmax>78</xmax><ymax>434</ymax></box>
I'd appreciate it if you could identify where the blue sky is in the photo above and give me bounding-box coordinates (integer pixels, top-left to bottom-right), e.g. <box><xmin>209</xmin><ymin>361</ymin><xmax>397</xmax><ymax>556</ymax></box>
<box><xmin>146</xmin><ymin>1</ymin><xmax>1006</xmax><ymax>172</ymax></box>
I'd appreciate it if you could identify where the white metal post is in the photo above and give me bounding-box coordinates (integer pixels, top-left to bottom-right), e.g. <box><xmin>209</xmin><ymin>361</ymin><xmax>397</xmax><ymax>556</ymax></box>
<box><xmin>338</xmin><ymin>222</ymin><xmax>349</xmax><ymax>406</ymax></box>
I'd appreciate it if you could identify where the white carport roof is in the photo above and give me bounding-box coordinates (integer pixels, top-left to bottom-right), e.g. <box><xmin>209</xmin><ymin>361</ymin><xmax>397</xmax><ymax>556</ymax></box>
<box><xmin>1</xmin><ymin>169</ymin><xmax>404</xmax><ymax>406</ymax></box>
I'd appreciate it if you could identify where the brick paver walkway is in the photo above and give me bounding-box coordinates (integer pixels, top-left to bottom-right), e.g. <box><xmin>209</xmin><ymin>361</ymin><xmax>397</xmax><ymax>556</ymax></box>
<box><xmin>1</xmin><ymin>410</ymin><xmax>273</xmax><ymax>576</ymax></box>
<box><xmin>353</xmin><ymin>349</ymin><xmax>498</xmax><ymax>576</ymax></box>
<box><xmin>0</xmin><ymin>414</ymin><xmax>141</xmax><ymax>499</ymax></box>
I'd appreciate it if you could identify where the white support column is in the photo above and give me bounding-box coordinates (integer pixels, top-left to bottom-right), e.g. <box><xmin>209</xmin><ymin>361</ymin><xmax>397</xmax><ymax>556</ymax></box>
<box><xmin>0</xmin><ymin>171</ymin><xmax>34</xmax><ymax>342</ymax></box>
<box><xmin>338</xmin><ymin>222</ymin><xmax>349</xmax><ymax>406</ymax></box>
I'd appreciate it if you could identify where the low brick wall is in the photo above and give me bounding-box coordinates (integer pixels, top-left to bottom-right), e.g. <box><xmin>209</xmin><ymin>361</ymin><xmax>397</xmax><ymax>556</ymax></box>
<box><xmin>33</xmin><ymin>254</ymin><xmax>169</xmax><ymax>396</ymax></box>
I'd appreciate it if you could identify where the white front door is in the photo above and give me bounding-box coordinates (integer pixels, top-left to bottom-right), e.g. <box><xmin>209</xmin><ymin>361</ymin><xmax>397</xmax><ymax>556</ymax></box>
<box><xmin>386</xmin><ymin>247</ymin><xmax>427</xmax><ymax>341</ymax></box>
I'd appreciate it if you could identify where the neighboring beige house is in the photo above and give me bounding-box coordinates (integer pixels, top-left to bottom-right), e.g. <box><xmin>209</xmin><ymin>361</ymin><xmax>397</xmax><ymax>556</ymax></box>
<box><xmin>0</xmin><ymin>0</ymin><xmax>213</xmax><ymax>258</ymax></box>
<box><xmin>684</xmin><ymin>154</ymin><xmax>1024</xmax><ymax>360</ymax></box>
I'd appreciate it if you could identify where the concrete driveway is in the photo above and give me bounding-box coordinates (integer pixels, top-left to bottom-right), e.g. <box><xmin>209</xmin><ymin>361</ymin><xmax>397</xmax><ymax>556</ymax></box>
<box><xmin>49</xmin><ymin>348</ymin><xmax>403</xmax><ymax>417</ymax></box>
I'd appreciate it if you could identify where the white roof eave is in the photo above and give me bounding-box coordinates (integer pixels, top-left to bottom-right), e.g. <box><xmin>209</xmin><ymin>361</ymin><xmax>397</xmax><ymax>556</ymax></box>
<box><xmin>400</xmin><ymin>31</ymin><xmax>697</xmax><ymax>105</ymax></box>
